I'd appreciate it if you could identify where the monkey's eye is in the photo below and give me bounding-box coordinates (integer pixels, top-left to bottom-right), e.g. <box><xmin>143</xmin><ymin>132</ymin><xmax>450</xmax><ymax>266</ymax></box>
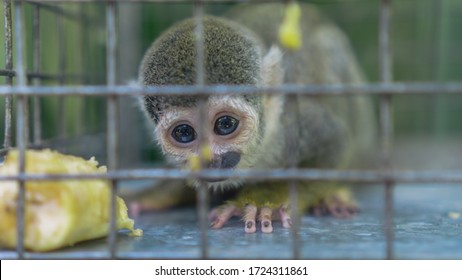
<box><xmin>214</xmin><ymin>116</ymin><xmax>239</xmax><ymax>136</ymax></box>
<box><xmin>171</xmin><ymin>124</ymin><xmax>196</xmax><ymax>143</ymax></box>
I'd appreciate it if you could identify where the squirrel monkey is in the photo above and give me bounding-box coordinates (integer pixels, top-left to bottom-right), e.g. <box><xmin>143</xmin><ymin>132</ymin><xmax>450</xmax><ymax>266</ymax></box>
<box><xmin>139</xmin><ymin>3</ymin><xmax>375</xmax><ymax>233</ymax></box>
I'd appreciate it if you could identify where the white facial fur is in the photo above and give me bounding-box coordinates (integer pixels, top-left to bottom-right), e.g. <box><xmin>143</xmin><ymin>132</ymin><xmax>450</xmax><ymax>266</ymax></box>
<box><xmin>155</xmin><ymin>95</ymin><xmax>260</xmax><ymax>170</ymax></box>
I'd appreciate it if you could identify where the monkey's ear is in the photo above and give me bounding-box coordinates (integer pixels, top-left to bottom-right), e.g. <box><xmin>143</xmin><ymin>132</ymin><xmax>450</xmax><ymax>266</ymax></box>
<box><xmin>261</xmin><ymin>45</ymin><xmax>284</xmax><ymax>86</ymax></box>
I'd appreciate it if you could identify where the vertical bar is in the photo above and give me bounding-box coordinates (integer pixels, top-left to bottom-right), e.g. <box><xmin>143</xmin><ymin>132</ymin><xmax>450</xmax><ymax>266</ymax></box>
<box><xmin>379</xmin><ymin>0</ymin><xmax>394</xmax><ymax>260</ymax></box>
<box><xmin>14</xmin><ymin>0</ymin><xmax>27</xmax><ymax>259</ymax></box>
<box><xmin>289</xmin><ymin>179</ymin><xmax>300</xmax><ymax>259</ymax></box>
<box><xmin>433</xmin><ymin>0</ymin><xmax>449</xmax><ymax>136</ymax></box>
<box><xmin>80</xmin><ymin>4</ymin><xmax>89</xmax><ymax>85</ymax></box>
<box><xmin>106</xmin><ymin>0</ymin><xmax>119</xmax><ymax>259</ymax></box>
<box><xmin>33</xmin><ymin>5</ymin><xmax>42</xmax><ymax>145</ymax></box>
<box><xmin>3</xmin><ymin>0</ymin><xmax>13</xmax><ymax>150</ymax></box>
<box><xmin>283</xmin><ymin>0</ymin><xmax>301</xmax><ymax>258</ymax></box>
<box><xmin>286</xmin><ymin>59</ymin><xmax>301</xmax><ymax>259</ymax></box>
<box><xmin>75</xmin><ymin>4</ymin><xmax>87</xmax><ymax>136</ymax></box>
<box><xmin>56</xmin><ymin>8</ymin><xmax>66</xmax><ymax>139</ymax></box>
<box><xmin>194</xmin><ymin>0</ymin><xmax>209</xmax><ymax>259</ymax></box>
<box><xmin>117</xmin><ymin>4</ymin><xmax>142</xmax><ymax>168</ymax></box>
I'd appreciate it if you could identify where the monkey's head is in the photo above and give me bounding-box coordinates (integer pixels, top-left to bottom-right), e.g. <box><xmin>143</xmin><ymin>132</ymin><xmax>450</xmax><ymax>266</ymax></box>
<box><xmin>139</xmin><ymin>16</ymin><xmax>283</xmax><ymax>188</ymax></box>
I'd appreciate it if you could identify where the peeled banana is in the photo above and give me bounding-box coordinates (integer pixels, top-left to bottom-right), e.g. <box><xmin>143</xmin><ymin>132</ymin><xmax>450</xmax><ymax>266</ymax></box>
<box><xmin>0</xmin><ymin>149</ymin><xmax>142</xmax><ymax>252</ymax></box>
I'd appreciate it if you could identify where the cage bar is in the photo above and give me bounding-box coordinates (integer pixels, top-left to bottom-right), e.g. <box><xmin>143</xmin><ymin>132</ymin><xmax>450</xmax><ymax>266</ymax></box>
<box><xmin>0</xmin><ymin>0</ymin><xmax>460</xmax><ymax>260</ymax></box>
<box><xmin>106</xmin><ymin>0</ymin><xmax>119</xmax><ymax>259</ymax></box>
<box><xmin>283</xmin><ymin>10</ymin><xmax>302</xmax><ymax>257</ymax></box>
<box><xmin>15</xmin><ymin>0</ymin><xmax>294</xmax><ymax>3</ymax></box>
<box><xmin>56</xmin><ymin>7</ymin><xmax>67</xmax><ymax>139</ymax></box>
<box><xmin>379</xmin><ymin>0</ymin><xmax>394</xmax><ymax>260</ymax></box>
<box><xmin>13</xmin><ymin>0</ymin><xmax>28</xmax><ymax>259</ymax></box>
<box><xmin>26</xmin><ymin>0</ymin><xmax>96</xmax><ymax>22</ymax></box>
<box><xmin>2</xmin><ymin>82</ymin><xmax>462</xmax><ymax>97</ymax></box>
<box><xmin>32</xmin><ymin>4</ymin><xmax>42</xmax><ymax>145</ymax></box>
<box><xmin>3</xmin><ymin>0</ymin><xmax>13</xmax><ymax>150</ymax></box>
<box><xmin>193</xmin><ymin>0</ymin><xmax>210</xmax><ymax>259</ymax></box>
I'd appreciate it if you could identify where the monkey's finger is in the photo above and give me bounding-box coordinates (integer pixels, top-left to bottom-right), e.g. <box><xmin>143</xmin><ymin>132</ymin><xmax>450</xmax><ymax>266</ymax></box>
<box><xmin>210</xmin><ymin>204</ymin><xmax>239</xmax><ymax>229</ymax></box>
<box><xmin>278</xmin><ymin>205</ymin><xmax>292</xmax><ymax>228</ymax></box>
<box><xmin>243</xmin><ymin>204</ymin><xmax>257</xmax><ymax>233</ymax></box>
<box><xmin>208</xmin><ymin>207</ymin><xmax>219</xmax><ymax>221</ymax></box>
<box><xmin>259</xmin><ymin>207</ymin><xmax>273</xmax><ymax>233</ymax></box>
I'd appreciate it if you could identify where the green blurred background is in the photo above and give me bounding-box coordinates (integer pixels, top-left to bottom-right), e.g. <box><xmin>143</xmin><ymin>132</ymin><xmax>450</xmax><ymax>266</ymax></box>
<box><xmin>1</xmin><ymin>0</ymin><xmax>461</xmax><ymax>167</ymax></box>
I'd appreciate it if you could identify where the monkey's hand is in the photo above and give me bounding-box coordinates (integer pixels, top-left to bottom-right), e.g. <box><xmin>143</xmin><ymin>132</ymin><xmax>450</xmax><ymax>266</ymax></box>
<box><xmin>210</xmin><ymin>183</ymin><xmax>291</xmax><ymax>233</ymax></box>
<box><xmin>209</xmin><ymin>182</ymin><xmax>357</xmax><ymax>233</ymax></box>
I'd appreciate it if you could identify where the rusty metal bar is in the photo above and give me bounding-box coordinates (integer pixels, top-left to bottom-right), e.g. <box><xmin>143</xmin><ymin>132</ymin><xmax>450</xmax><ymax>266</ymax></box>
<box><xmin>379</xmin><ymin>0</ymin><xmax>394</xmax><ymax>260</ymax></box>
<box><xmin>2</xmin><ymin>82</ymin><xmax>462</xmax><ymax>97</ymax></box>
<box><xmin>3</xmin><ymin>0</ymin><xmax>13</xmax><ymax>150</ymax></box>
<box><xmin>13</xmin><ymin>0</ymin><xmax>27</xmax><ymax>260</ymax></box>
<box><xmin>106</xmin><ymin>0</ymin><xmax>119</xmax><ymax>259</ymax></box>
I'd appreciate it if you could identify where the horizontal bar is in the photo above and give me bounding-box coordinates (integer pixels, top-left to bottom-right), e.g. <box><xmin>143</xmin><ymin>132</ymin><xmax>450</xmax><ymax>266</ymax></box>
<box><xmin>0</xmin><ymin>69</ymin><xmax>88</xmax><ymax>81</ymax></box>
<box><xmin>13</xmin><ymin>0</ymin><xmax>295</xmax><ymax>3</ymax></box>
<box><xmin>1</xmin><ymin>168</ymin><xmax>462</xmax><ymax>184</ymax></box>
<box><xmin>1</xmin><ymin>82</ymin><xmax>462</xmax><ymax>97</ymax></box>
<box><xmin>26</xmin><ymin>1</ymin><xmax>97</xmax><ymax>23</ymax></box>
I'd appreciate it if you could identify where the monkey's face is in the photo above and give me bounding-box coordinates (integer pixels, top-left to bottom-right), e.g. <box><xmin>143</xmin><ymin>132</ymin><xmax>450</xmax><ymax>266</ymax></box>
<box><xmin>154</xmin><ymin>95</ymin><xmax>262</xmax><ymax>188</ymax></box>
<box><xmin>139</xmin><ymin>16</ymin><xmax>283</xmax><ymax>188</ymax></box>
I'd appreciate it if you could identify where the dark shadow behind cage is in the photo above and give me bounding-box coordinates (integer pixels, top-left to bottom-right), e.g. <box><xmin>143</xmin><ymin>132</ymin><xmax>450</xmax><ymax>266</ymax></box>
<box><xmin>1</xmin><ymin>0</ymin><xmax>462</xmax><ymax>259</ymax></box>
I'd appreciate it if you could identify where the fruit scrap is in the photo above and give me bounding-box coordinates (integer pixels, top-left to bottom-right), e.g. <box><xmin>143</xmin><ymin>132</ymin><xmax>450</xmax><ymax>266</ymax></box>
<box><xmin>0</xmin><ymin>149</ymin><xmax>142</xmax><ymax>252</ymax></box>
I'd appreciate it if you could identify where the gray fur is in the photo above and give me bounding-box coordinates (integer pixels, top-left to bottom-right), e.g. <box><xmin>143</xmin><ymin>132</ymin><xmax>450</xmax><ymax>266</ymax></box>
<box><xmin>139</xmin><ymin>3</ymin><xmax>376</xmax><ymax>177</ymax></box>
<box><xmin>226</xmin><ymin>3</ymin><xmax>376</xmax><ymax>169</ymax></box>
<box><xmin>139</xmin><ymin>16</ymin><xmax>264</xmax><ymax>124</ymax></box>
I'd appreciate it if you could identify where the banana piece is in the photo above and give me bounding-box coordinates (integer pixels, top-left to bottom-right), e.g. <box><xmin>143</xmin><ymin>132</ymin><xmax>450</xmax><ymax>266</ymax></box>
<box><xmin>0</xmin><ymin>149</ymin><xmax>142</xmax><ymax>252</ymax></box>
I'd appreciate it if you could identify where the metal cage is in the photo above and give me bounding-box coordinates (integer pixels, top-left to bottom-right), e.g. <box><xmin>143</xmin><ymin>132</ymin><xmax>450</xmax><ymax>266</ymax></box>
<box><xmin>1</xmin><ymin>0</ymin><xmax>462</xmax><ymax>260</ymax></box>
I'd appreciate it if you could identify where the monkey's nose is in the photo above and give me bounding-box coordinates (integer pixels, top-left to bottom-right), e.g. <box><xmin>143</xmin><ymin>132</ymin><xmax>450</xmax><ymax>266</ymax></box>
<box><xmin>209</xmin><ymin>151</ymin><xmax>241</xmax><ymax>169</ymax></box>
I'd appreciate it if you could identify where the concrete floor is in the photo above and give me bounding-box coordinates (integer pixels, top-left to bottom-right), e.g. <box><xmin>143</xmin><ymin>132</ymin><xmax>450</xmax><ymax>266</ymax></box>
<box><xmin>1</xmin><ymin>182</ymin><xmax>461</xmax><ymax>259</ymax></box>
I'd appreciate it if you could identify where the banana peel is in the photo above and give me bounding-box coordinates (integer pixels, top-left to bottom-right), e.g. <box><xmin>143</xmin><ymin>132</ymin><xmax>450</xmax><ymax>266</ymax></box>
<box><xmin>0</xmin><ymin>149</ymin><xmax>142</xmax><ymax>252</ymax></box>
